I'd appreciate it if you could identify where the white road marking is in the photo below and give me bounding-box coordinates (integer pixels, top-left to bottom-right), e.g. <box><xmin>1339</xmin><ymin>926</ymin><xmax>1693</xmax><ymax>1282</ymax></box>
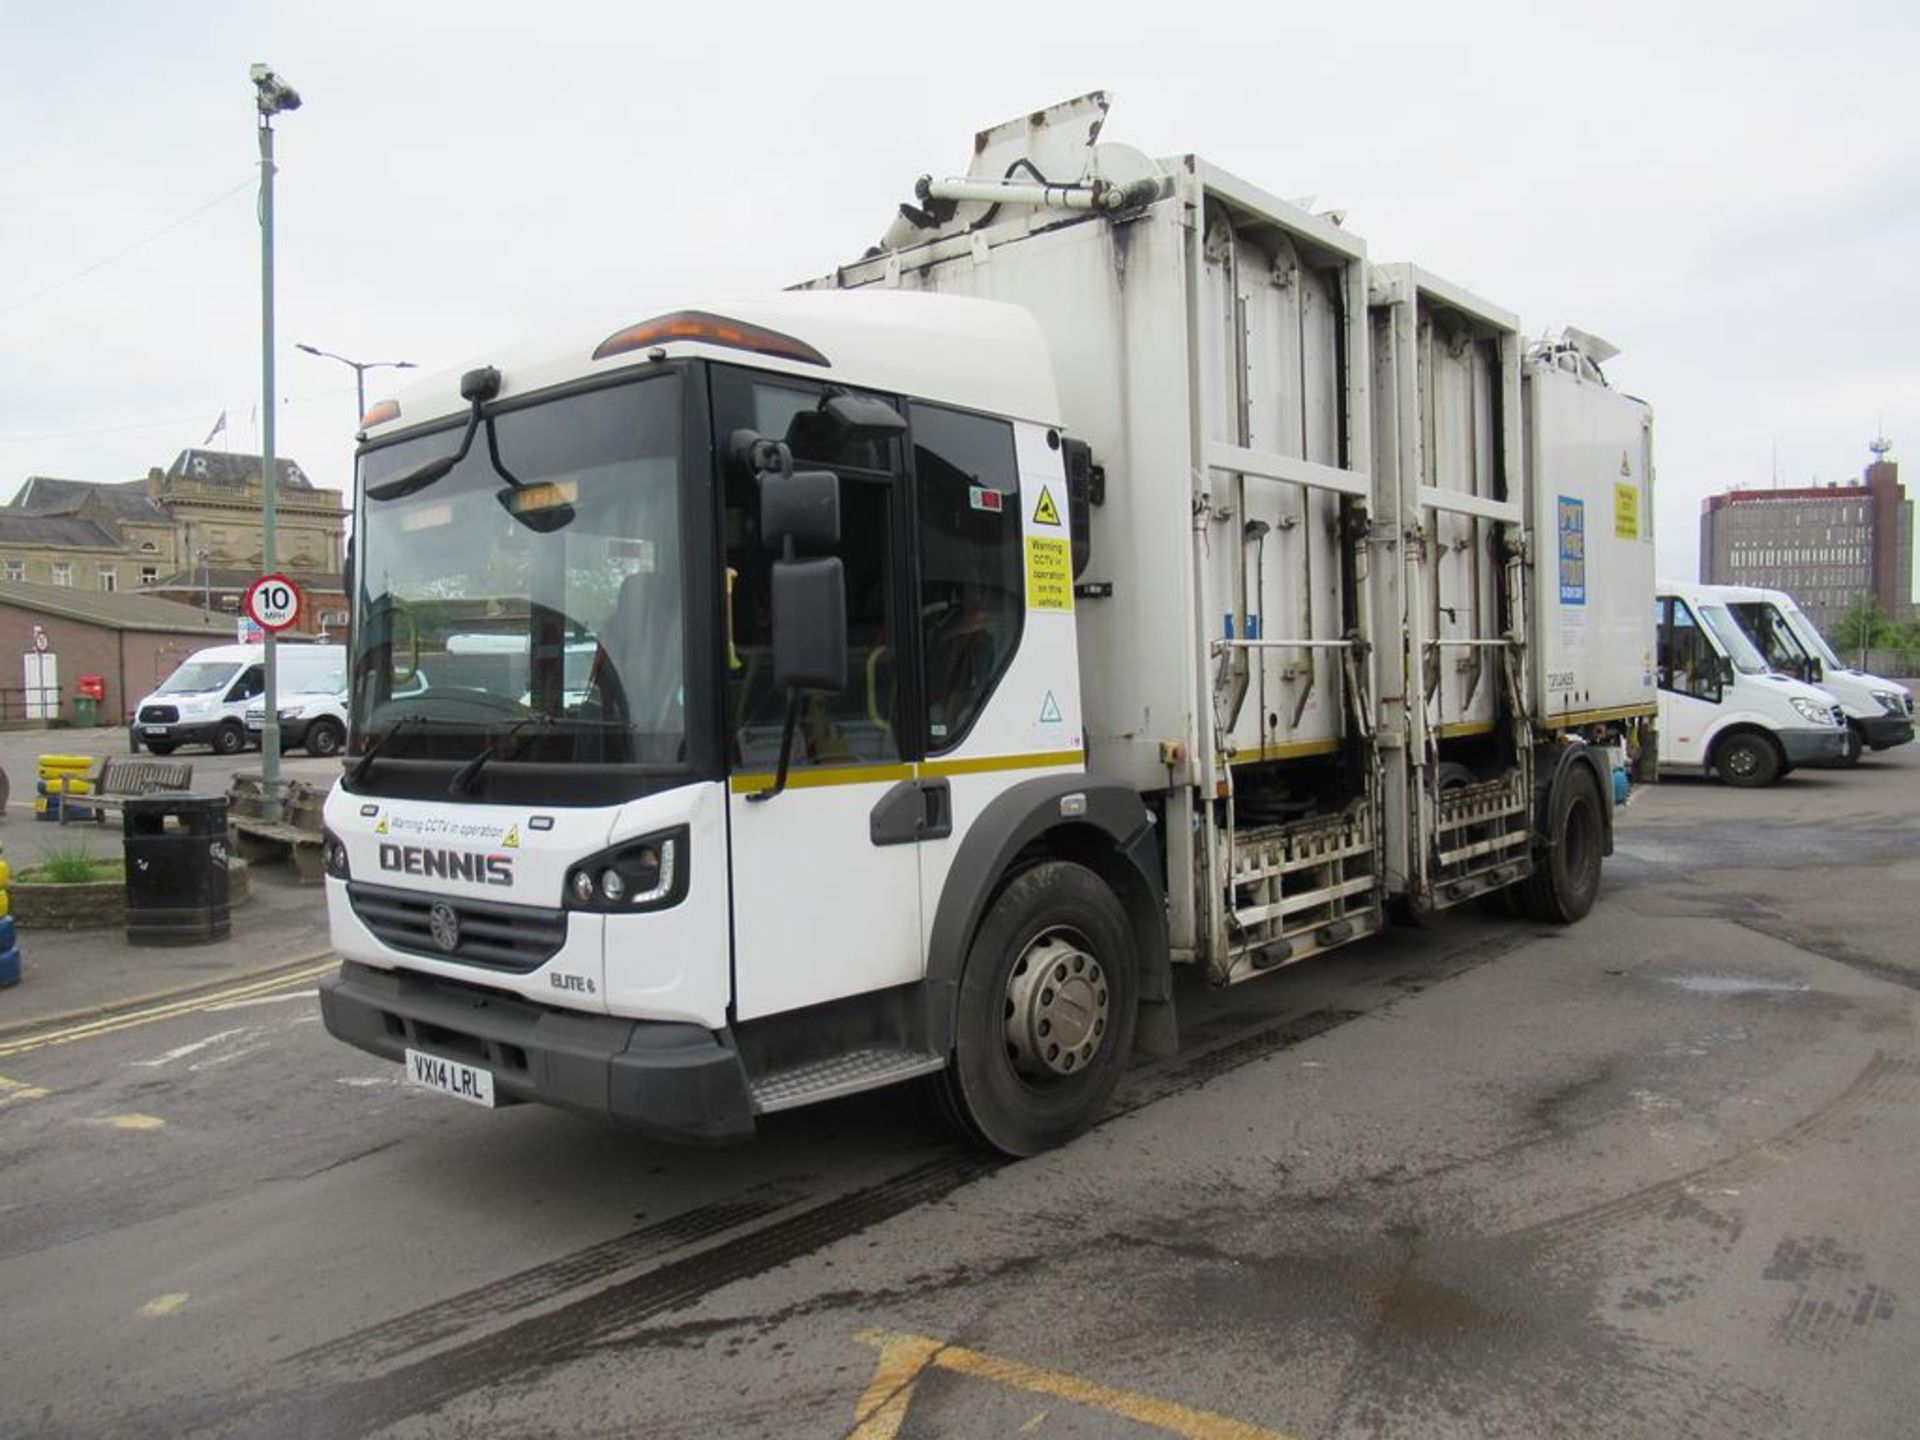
<box><xmin>133</xmin><ymin>1028</ymin><xmax>253</xmax><ymax>1068</ymax></box>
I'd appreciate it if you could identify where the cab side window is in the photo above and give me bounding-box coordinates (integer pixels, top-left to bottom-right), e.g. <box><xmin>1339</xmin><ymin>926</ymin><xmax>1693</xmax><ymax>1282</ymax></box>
<box><xmin>228</xmin><ymin>665</ymin><xmax>265</xmax><ymax>703</ymax></box>
<box><xmin>719</xmin><ymin>370</ymin><xmax>903</xmax><ymax>769</ymax></box>
<box><xmin>1657</xmin><ymin>599</ymin><xmax>1720</xmax><ymax>701</ymax></box>
<box><xmin>912</xmin><ymin>404</ymin><xmax>1024</xmax><ymax>752</ymax></box>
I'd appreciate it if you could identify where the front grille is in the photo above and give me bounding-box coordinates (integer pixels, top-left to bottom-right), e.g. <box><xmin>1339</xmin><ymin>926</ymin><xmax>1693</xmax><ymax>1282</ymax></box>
<box><xmin>139</xmin><ymin>704</ymin><xmax>179</xmax><ymax>724</ymax></box>
<box><xmin>347</xmin><ymin>881</ymin><xmax>567</xmax><ymax>972</ymax></box>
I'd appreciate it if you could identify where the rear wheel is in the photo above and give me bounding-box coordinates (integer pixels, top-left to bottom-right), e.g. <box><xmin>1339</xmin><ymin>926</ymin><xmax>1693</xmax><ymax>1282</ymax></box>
<box><xmin>305</xmin><ymin>718</ymin><xmax>345</xmax><ymax>758</ymax></box>
<box><xmin>1714</xmin><ymin>732</ymin><xmax>1779</xmax><ymax>788</ymax></box>
<box><xmin>934</xmin><ymin>860</ymin><xmax>1138</xmax><ymax>1157</ymax></box>
<box><xmin>1519</xmin><ymin>763</ymin><xmax>1604</xmax><ymax>924</ymax></box>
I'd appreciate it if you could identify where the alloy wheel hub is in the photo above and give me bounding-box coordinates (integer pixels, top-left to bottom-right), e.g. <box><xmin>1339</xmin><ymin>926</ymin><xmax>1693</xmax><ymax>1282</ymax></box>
<box><xmin>1004</xmin><ymin>934</ymin><xmax>1108</xmax><ymax>1080</ymax></box>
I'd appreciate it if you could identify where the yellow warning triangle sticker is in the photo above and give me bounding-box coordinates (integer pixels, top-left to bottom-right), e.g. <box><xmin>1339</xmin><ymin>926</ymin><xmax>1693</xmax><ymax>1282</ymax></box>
<box><xmin>374</xmin><ymin>814</ymin><xmax>388</xmax><ymax>835</ymax></box>
<box><xmin>502</xmin><ymin>824</ymin><xmax>520</xmax><ymax>849</ymax></box>
<box><xmin>1032</xmin><ymin>487</ymin><xmax>1062</xmax><ymax>527</ymax></box>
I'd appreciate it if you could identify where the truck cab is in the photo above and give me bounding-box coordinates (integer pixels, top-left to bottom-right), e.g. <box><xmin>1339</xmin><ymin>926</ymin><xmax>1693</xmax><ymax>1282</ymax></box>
<box><xmin>1654</xmin><ymin>579</ymin><xmax>1847</xmax><ymax>785</ymax></box>
<box><xmin>1713</xmin><ymin>583</ymin><xmax>1913</xmax><ymax>765</ymax></box>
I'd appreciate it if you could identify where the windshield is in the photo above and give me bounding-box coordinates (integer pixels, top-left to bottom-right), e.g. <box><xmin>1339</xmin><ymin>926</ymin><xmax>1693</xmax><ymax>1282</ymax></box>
<box><xmin>351</xmin><ymin>372</ymin><xmax>686</xmax><ymax>780</ymax></box>
<box><xmin>1728</xmin><ymin>602</ymin><xmax>1810</xmax><ymax>674</ymax></box>
<box><xmin>1783</xmin><ymin>603</ymin><xmax>1845</xmax><ymax>669</ymax></box>
<box><xmin>1697</xmin><ymin>603</ymin><xmax>1769</xmax><ymax>675</ymax></box>
<box><xmin>156</xmin><ymin>662</ymin><xmax>237</xmax><ymax>695</ymax></box>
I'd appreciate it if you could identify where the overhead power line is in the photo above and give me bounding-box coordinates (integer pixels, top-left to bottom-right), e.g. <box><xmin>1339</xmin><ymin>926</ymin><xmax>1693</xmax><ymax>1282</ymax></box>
<box><xmin>0</xmin><ymin>175</ymin><xmax>257</xmax><ymax>320</ymax></box>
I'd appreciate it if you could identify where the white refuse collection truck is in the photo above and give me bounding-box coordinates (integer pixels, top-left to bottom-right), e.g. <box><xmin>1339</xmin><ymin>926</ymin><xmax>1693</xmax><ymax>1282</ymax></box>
<box><xmin>1713</xmin><ymin>583</ymin><xmax>1913</xmax><ymax>765</ymax></box>
<box><xmin>1654</xmin><ymin>578</ymin><xmax>1848</xmax><ymax>784</ymax></box>
<box><xmin>319</xmin><ymin>93</ymin><xmax>1656</xmax><ymax>1153</ymax></box>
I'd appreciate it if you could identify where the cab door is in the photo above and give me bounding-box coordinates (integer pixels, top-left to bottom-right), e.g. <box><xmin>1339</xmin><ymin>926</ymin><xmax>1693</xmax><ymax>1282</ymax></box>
<box><xmin>717</xmin><ymin>368</ymin><xmax>925</xmax><ymax>1022</ymax></box>
<box><xmin>1656</xmin><ymin>596</ymin><xmax>1724</xmax><ymax>766</ymax></box>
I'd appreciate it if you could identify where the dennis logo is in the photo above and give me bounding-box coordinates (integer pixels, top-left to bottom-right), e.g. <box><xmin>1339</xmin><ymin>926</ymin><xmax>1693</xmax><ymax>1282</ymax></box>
<box><xmin>427</xmin><ymin>902</ymin><xmax>461</xmax><ymax>953</ymax></box>
<box><xmin>379</xmin><ymin>844</ymin><xmax>513</xmax><ymax>887</ymax></box>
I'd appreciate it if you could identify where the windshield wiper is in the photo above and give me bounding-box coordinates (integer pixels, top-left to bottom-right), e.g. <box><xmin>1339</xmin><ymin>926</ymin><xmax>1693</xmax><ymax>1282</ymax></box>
<box><xmin>348</xmin><ymin>715</ymin><xmax>435</xmax><ymax>787</ymax></box>
<box><xmin>447</xmin><ymin>715</ymin><xmax>551</xmax><ymax>795</ymax></box>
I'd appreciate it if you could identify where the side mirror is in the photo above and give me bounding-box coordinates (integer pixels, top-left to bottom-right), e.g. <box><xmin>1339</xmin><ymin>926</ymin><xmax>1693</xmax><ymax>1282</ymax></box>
<box><xmin>772</xmin><ymin>558</ymin><xmax>847</xmax><ymax>691</ymax></box>
<box><xmin>1717</xmin><ymin>654</ymin><xmax>1736</xmax><ymax>687</ymax></box>
<box><xmin>761</xmin><ymin>465</ymin><xmax>841</xmax><ymax>553</ymax></box>
<box><xmin>1807</xmin><ymin>657</ymin><xmax>1823</xmax><ymax>684</ymax></box>
<box><xmin>820</xmin><ymin>392</ymin><xmax>907</xmax><ymax>443</ymax></box>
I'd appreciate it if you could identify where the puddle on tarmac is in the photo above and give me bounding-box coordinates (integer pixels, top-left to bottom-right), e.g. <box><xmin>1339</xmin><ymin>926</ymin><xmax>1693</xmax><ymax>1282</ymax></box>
<box><xmin>1663</xmin><ymin>974</ymin><xmax>1809</xmax><ymax>996</ymax></box>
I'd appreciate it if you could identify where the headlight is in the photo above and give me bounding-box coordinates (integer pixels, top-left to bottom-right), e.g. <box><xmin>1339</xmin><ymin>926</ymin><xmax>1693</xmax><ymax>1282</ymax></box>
<box><xmin>321</xmin><ymin>829</ymin><xmax>350</xmax><ymax>880</ymax></box>
<box><xmin>1789</xmin><ymin>697</ymin><xmax>1834</xmax><ymax>724</ymax></box>
<box><xmin>563</xmin><ymin>827</ymin><xmax>687</xmax><ymax>913</ymax></box>
<box><xmin>1871</xmin><ymin>690</ymin><xmax>1905</xmax><ymax>715</ymax></box>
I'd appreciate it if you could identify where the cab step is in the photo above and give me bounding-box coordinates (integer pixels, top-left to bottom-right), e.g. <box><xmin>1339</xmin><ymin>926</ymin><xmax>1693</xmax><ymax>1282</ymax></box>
<box><xmin>748</xmin><ymin>1048</ymin><xmax>945</xmax><ymax>1114</ymax></box>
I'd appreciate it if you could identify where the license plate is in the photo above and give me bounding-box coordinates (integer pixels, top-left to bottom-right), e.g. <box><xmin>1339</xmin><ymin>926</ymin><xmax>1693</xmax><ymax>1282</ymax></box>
<box><xmin>404</xmin><ymin>1047</ymin><xmax>496</xmax><ymax>1107</ymax></box>
<box><xmin>145</xmin><ymin>725</ymin><xmax>170</xmax><ymax>735</ymax></box>
<box><xmin>246</xmin><ymin>718</ymin><xmax>263</xmax><ymax>730</ymax></box>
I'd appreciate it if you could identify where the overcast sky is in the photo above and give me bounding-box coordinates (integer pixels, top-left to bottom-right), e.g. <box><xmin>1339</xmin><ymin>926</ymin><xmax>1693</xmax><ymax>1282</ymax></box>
<box><xmin>3</xmin><ymin>1</ymin><xmax>1914</xmax><ymax>586</ymax></box>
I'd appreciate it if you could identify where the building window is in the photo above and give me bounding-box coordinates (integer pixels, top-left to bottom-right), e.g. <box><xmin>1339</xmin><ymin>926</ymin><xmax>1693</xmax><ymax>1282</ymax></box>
<box><xmin>1</xmin><ymin>559</ymin><xmax>21</xmax><ymax>582</ymax></box>
<box><xmin>98</xmin><ymin>566</ymin><xmax>117</xmax><ymax>593</ymax></box>
<box><xmin>140</xmin><ymin>566</ymin><xmax>158</xmax><ymax>586</ymax></box>
<box><xmin>51</xmin><ymin>562</ymin><xmax>73</xmax><ymax>588</ymax></box>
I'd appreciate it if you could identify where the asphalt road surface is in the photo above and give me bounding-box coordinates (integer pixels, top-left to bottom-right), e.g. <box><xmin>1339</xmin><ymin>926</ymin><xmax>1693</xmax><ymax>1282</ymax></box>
<box><xmin>2</xmin><ymin>752</ymin><xmax>1916</xmax><ymax>1439</ymax></box>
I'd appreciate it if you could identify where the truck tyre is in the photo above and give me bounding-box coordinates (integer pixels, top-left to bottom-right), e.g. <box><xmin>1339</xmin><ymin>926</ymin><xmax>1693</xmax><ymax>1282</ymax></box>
<box><xmin>1838</xmin><ymin>724</ymin><xmax>1863</xmax><ymax>767</ymax></box>
<box><xmin>934</xmin><ymin>860</ymin><xmax>1138</xmax><ymax>1157</ymax></box>
<box><xmin>144</xmin><ymin>740</ymin><xmax>177</xmax><ymax>756</ymax></box>
<box><xmin>1714</xmin><ymin>732</ymin><xmax>1779</xmax><ymax>788</ymax></box>
<box><xmin>1519</xmin><ymin>763</ymin><xmax>1603</xmax><ymax>924</ymax></box>
<box><xmin>212</xmin><ymin>722</ymin><xmax>246</xmax><ymax>756</ymax></box>
<box><xmin>305</xmin><ymin>718</ymin><xmax>345</xmax><ymax>758</ymax></box>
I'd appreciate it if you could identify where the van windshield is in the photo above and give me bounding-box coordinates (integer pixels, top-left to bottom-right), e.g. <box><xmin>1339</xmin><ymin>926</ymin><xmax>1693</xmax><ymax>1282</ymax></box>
<box><xmin>156</xmin><ymin>662</ymin><xmax>236</xmax><ymax>695</ymax></box>
<box><xmin>1697</xmin><ymin>604</ymin><xmax>1769</xmax><ymax>675</ymax></box>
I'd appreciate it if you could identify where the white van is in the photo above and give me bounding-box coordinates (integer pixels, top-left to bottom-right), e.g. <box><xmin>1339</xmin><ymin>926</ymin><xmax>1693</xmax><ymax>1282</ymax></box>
<box><xmin>1655</xmin><ymin>580</ymin><xmax>1848</xmax><ymax>786</ymax></box>
<box><xmin>1712</xmin><ymin>584</ymin><xmax>1914</xmax><ymax>766</ymax></box>
<box><xmin>134</xmin><ymin>643</ymin><xmax>345</xmax><ymax>756</ymax></box>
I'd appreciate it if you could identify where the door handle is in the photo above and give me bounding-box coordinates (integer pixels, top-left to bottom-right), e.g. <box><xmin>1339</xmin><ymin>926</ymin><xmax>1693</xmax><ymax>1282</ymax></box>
<box><xmin>869</xmin><ymin>776</ymin><xmax>953</xmax><ymax>846</ymax></box>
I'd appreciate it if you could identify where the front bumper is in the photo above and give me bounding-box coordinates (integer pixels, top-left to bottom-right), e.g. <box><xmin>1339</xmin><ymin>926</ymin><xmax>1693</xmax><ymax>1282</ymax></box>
<box><xmin>1856</xmin><ymin>713</ymin><xmax>1915</xmax><ymax>750</ymax></box>
<box><xmin>1779</xmin><ymin>727</ymin><xmax>1849</xmax><ymax>766</ymax></box>
<box><xmin>319</xmin><ymin>961</ymin><xmax>755</xmax><ymax>1144</ymax></box>
<box><xmin>136</xmin><ymin>719</ymin><xmax>222</xmax><ymax>747</ymax></box>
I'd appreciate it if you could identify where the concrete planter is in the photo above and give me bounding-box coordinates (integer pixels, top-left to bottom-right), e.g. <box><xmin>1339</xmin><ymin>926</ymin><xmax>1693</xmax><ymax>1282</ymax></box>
<box><xmin>12</xmin><ymin>859</ymin><xmax>251</xmax><ymax>931</ymax></box>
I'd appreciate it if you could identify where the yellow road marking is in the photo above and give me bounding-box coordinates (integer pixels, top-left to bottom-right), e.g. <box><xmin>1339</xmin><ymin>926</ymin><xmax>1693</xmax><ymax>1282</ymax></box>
<box><xmin>90</xmin><ymin>1113</ymin><xmax>167</xmax><ymax>1131</ymax></box>
<box><xmin>140</xmin><ymin>1292</ymin><xmax>190</xmax><ymax>1317</ymax></box>
<box><xmin>0</xmin><ymin>958</ymin><xmax>336</xmax><ymax>1060</ymax></box>
<box><xmin>849</xmin><ymin>1330</ymin><xmax>1295</xmax><ymax>1440</ymax></box>
<box><xmin>0</xmin><ymin>1073</ymin><xmax>51</xmax><ymax>1108</ymax></box>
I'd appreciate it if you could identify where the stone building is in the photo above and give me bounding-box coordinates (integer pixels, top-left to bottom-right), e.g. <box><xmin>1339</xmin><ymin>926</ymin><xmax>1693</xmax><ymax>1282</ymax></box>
<box><xmin>1699</xmin><ymin>445</ymin><xmax>1914</xmax><ymax>634</ymax></box>
<box><xmin>3</xmin><ymin>448</ymin><xmax>348</xmax><ymax>634</ymax></box>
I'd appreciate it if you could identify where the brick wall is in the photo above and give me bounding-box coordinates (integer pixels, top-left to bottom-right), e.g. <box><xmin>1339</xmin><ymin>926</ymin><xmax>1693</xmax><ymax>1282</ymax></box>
<box><xmin>0</xmin><ymin>602</ymin><xmax>227</xmax><ymax>723</ymax></box>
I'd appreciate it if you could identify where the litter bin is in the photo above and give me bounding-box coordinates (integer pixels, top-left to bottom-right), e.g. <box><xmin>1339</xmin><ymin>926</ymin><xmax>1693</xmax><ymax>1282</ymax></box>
<box><xmin>123</xmin><ymin>794</ymin><xmax>230</xmax><ymax>945</ymax></box>
<box><xmin>72</xmin><ymin>694</ymin><xmax>99</xmax><ymax>727</ymax></box>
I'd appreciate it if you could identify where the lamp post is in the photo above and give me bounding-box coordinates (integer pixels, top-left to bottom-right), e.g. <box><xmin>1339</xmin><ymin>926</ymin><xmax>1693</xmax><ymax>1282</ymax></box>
<box><xmin>253</xmin><ymin>62</ymin><xmax>300</xmax><ymax>823</ymax></box>
<box><xmin>294</xmin><ymin>344</ymin><xmax>416</xmax><ymax>429</ymax></box>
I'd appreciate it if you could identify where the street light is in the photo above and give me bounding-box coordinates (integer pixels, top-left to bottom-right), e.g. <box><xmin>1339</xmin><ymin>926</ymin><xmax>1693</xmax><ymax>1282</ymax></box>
<box><xmin>254</xmin><ymin>62</ymin><xmax>300</xmax><ymax>823</ymax></box>
<box><xmin>294</xmin><ymin>344</ymin><xmax>416</xmax><ymax>429</ymax></box>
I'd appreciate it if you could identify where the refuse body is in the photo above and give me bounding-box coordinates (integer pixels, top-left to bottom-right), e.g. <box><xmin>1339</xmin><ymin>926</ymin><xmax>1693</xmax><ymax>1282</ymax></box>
<box><xmin>123</xmin><ymin>794</ymin><xmax>230</xmax><ymax>945</ymax></box>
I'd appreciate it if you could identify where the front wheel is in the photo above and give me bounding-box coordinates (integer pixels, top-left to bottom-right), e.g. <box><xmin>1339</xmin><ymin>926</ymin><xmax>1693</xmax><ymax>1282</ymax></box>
<box><xmin>934</xmin><ymin>861</ymin><xmax>1138</xmax><ymax>1157</ymax></box>
<box><xmin>305</xmin><ymin>718</ymin><xmax>345</xmax><ymax>758</ymax></box>
<box><xmin>211</xmin><ymin>722</ymin><xmax>246</xmax><ymax>756</ymax></box>
<box><xmin>1715</xmin><ymin>732</ymin><xmax>1780</xmax><ymax>788</ymax></box>
<box><xmin>1519</xmin><ymin>763</ymin><xmax>1604</xmax><ymax>924</ymax></box>
<box><xmin>143</xmin><ymin>740</ymin><xmax>177</xmax><ymax>756</ymax></box>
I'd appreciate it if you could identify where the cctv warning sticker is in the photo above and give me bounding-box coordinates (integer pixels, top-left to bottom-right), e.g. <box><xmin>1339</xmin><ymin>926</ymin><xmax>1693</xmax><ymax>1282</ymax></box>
<box><xmin>1031</xmin><ymin>487</ymin><xmax>1063</xmax><ymax>527</ymax></box>
<box><xmin>1614</xmin><ymin>481</ymin><xmax>1640</xmax><ymax>540</ymax></box>
<box><xmin>1025</xmin><ymin>535</ymin><xmax>1073</xmax><ymax>612</ymax></box>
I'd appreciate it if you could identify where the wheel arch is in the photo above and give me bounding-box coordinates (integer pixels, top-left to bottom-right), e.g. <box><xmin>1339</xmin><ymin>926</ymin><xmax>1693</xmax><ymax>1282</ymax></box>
<box><xmin>924</xmin><ymin>774</ymin><xmax>1171</xmax><ymax>1058</ymax></box>
<box><xmin>1535</xmin><ymin>740</ymin><xmax>1614</xmax><ymax>858</ymax></box>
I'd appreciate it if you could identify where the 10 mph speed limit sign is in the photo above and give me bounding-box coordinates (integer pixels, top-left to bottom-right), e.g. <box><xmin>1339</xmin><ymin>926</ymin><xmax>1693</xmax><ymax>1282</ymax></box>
<box><xmin>245</xmin><ymin>574</ymin><xmax>302</xmax><ymax>632</ymax></box>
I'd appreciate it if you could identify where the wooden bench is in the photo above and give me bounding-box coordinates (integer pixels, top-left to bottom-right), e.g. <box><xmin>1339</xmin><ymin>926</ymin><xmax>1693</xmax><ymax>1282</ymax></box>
<box><xmin>230</xmin><ymin>817</ymin><xmax>327</xmax><ymax>884</ymax></box>
<box><xmin>48</xmin><ymin>756</ymin><xmax>195</xmax><ymax>824</ymax></box>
